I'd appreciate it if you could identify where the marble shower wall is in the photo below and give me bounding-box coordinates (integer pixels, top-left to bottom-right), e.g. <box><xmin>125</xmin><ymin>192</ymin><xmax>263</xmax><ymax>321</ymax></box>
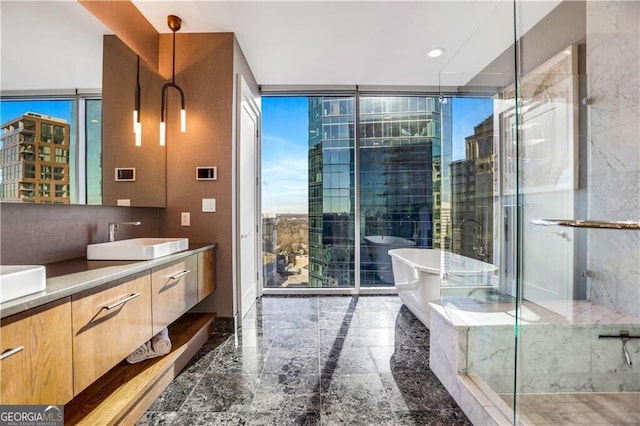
<box><xmin>586</xmin><ymin>1</ymin><xmax>640</xmax><ymax>318</ymax></box>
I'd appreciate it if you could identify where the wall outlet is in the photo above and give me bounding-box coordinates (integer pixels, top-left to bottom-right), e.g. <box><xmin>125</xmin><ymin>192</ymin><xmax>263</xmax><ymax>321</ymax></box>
<box><xmin>181</xmin><ymin>212</ymin><xmax>190</xmax><ymax>226</ymax></box>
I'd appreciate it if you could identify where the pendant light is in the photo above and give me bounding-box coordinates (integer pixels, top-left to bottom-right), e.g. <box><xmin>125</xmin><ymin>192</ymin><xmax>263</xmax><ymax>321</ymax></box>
<box><xmin>160</xmin><ymin>14</ymin><xmax>186</xmax><ymax>146</ymax></box>
<box><xmin>133</xmin><ymin>55</ymin><xmax>142</xmax><ymax>146</ymax></box>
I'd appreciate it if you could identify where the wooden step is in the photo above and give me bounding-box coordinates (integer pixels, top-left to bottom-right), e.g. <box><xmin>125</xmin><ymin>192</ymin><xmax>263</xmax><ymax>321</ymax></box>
<box><xmin>65</xmin><ymin>312</ymin><xmax>216</xmax><ymax>425</ymax></box>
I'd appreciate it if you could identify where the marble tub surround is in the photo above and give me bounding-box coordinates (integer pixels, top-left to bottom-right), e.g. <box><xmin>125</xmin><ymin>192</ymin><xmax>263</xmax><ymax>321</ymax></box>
<box><xmin>429</xmin><ymin>306</ymin><xmax>512</xmax><ymax>426</ymax></box>
<box><xmin>138</xmin><ymin>295</ymin><xmax>471</xmax><ymax>425</ymax></box>
<box><xmin>432</xmin><ymin>297</ymin><xmax>640</xmax><ymax>393</ymax></box>
<box><xmin>439</xmin><ymin>297</ymin><xmax>639</xmax><ymax>328</ymax></box>
<box><xmin>429</xmin><ymin>296</ymin><xmax>640</xmax><ymax>425</ymax></box>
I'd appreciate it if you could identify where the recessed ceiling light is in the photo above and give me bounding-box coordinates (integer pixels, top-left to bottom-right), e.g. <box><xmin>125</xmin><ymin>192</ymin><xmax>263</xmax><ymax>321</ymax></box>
<box><xmin>427</xmin><ymin>48</ymin><xmax>445</xmax><ymax>58</ymax></box>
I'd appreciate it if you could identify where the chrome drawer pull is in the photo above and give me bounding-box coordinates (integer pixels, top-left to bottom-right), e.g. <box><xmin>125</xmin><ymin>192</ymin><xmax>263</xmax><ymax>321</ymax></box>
<box><xmin>103</xmin><ymin>293</ymin><xmax>141</xmax><ymax>310</ymax></box>
<box><xmin>0</xmin><ymin>346</ymin><xmax>24</xmax><ymax>361</ymax></box>
<box><xmin>168</xmin><ymin>270</ymin><xmax>191</xmax><ymax>281</ymax></box>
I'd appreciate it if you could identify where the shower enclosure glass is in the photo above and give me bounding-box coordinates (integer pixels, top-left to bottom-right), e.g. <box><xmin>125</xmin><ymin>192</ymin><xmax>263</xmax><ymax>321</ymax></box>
<box><xmin>437</xmin><ymin>0</ymin><xmax>639</xmax><ymax>424</ymax></box>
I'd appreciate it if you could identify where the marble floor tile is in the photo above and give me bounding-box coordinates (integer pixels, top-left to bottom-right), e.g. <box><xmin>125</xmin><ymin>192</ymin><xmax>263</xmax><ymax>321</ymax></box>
<box><xmin>147</xmin><ymin>372</ymin><xmax>201</xmax><ymax>412</ymax></box>
<box><xmin>319</xmin><ymin>346</ymin><xmax>378</xmax><ymax>375</ymax></box>
<box><xmin>263</xmin><ymin>347</ymin><xmax>319</xmax><ymax>376</ymax></box>
<box><xmin>318</xmin><ymin>312</ymin><xmax>357</xmax><ymax>334</ymax></box>
<box><xmin>320</xmin><ymin>373</ymin><xmax>391</xmax><ymax>413</ymax></box>
<box><xmin>354</xmin><ymin>311</ymin><xmax>399</xmax><ymax>328</ymax></box>
<box><xmin>321</xmin><ymin>327</ymin><xmax>397</xmax><ymax>348</ymax></box>
<box><xmin>394</xmin><ymin>409</ymin><xmax>473</xmax><ymax>426</ymax></box>
<box><xmin>136</xmin><ymin>411</ymin><xmax>179</xmax><ymax>425</ymax></box>
<box><xmin>380</xmin><ymin>371</ymin><xmax>462</xmax><ymax>412</ymax></box>
<box><xmin>143</xmin><ymin>295</ymin><xmax>473</xmax><ymax>426</ymax></box>
<box><xmin>268</xmin><ymin>315</ymin><xmax>319</xmax><ymax>330</ymax></box>
<box><xmin>319</xmin><ymin>296</ymin><xmax>358</xmax><ymax>313</ymax></box>
<box><xmin>208</xmin><ymin>345</ymin><xmax>267</xmax><ymax>375</ymax></box>
<box><xmin>369</xmin><ymin>346</ymin><xmax>431</xmax><ymax>374</ymax></box>
<box><xmin>251</xmin><ymin>373</ymin><xmax>321</xmax><ymax>412</ymax></box>
<box><xmin>142</xmin><ymin>411</ymin><xmax>321</xmax><ymax>426</ymax></box>
<box><xmin>321</xmin><ymin>409</ymin><xmax>397</xmax><ymax>425</ymax></box>
<box><xmin>272</xmin><ymin>328</ymin><xmax>319</xmax><ymax>349</ymax></box>
<box><xmin>179</xmin><ymin>372</ymin><xmax>259</xmax><ymax>412</ymax></box>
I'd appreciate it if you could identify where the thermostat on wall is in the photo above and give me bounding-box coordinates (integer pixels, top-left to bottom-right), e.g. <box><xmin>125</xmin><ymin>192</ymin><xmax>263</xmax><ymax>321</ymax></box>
<box><xmin>115</xmin><ymin>168</ymin><xmax>136</xmax><ymax>181</ymax></box>
<box><xmin>196</xmin><ymin>166</ymin><xmax>217</xmax><ymax>181</ymax></box>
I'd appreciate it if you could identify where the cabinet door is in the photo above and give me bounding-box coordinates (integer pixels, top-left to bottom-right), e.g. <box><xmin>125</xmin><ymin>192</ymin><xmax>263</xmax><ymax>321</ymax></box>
<box><xmin>72</xmin><ymin>272</ymin><xmax>152</xmax><ymax>395</ymax></box>
<box><xmin>1</xmin><ymin>298</ymin><xmax>73</xmax><ymax>405</ymax></box>
<box><xmin>151</xmin><ymin>255</ymin><xmax>197</xmax><ymax>335</ymax></box>
<box><xmin>197</xmin><ymin>248</ymin><xmax>216</xmax><ymax>302</ymax></box>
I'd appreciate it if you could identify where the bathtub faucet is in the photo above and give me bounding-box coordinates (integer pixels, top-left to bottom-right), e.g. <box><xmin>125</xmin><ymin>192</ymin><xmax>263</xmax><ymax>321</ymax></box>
<box><xmin>457</xmin><ymin>218</ymin><xmax>485</xmax><ymax>259</ymax></box>
<box><xmin>400</xmin><ymin>215</ymin><xmax>418</xmax><ymax>240</ymax></box>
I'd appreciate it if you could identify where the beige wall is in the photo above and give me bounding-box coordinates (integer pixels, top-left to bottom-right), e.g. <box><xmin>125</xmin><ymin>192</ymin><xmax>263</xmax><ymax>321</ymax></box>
<box><xmin>102</xmin><ymin>35</ymin><xmax>166</xmax><ymax>207</ymax></box>
<box><xmin>101</xmin><ymin>32</ymin><xmax>260</xmax><ymax>318</ymax></box>
<box><xmin>157</xmin><ymin>32</ymin><xmax>236</xmax><ymax>317</ymax></box>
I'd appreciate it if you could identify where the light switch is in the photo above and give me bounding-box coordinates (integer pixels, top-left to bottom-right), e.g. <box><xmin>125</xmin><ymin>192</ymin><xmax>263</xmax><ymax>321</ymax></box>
<box><xmin>181</xmin><ymin>212</ymin><xmax>190</xmax><ymax>226</ymax></box>
<box><xmin>202</xmin><ymin>198</ymin><xmax>216</xmax><ymax>212</ymax></box>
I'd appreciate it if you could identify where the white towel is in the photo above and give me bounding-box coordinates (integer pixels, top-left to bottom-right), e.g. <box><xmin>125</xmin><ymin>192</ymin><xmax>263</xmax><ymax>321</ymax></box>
<box><xmin>126</xmin><ymin>341</ymin><xmax>150</xmax><ymax>364</ymax></box>
<box><xmin>148</xmin><ymin>328</ymin><xmax>172</xmax><ymax>358</ymax></box>
<box><xmin>125</xmin><ymin>328</ymin><xmax>171</xmax><ymax>364</ymax></box>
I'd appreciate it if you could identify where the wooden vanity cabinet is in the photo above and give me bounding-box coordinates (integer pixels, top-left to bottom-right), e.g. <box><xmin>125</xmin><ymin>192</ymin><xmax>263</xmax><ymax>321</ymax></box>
<box><xmin>71</xmin><ymin>272</ymin><xmax>152</xmax><ymax>395</ymax></box>
<box><xmin>151</xmin><ymin>255</ymin><xmax>198</xmax><ymax>335</ymax></box>
<box><xmin>197</xmin><ymin>248</ymin><xmax>216</xmax><ymax>301</ymax></box>
<box><xmin>0</xmin><ymin>298</ymin><xmax>73</xmax><ymax>405</ymax></box>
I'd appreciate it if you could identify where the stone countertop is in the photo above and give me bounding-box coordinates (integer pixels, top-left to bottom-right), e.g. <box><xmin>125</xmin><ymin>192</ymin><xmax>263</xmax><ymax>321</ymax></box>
<box><xmin>0</xmin><ymin>243</ymin><xmax>217</xmax><ymax>319</ymax></box>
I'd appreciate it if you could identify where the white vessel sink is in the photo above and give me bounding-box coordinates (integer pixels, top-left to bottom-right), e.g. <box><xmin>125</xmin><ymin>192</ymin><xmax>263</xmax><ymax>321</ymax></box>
<box><xmin>87</xmin><ymin>238</ymin><xmax>189</xmax><ymax>260</ymax></box>
<box><xmin>0</xmin><ymin>265</ymin><xmax>47</xmax><ymax>303</ymax></box>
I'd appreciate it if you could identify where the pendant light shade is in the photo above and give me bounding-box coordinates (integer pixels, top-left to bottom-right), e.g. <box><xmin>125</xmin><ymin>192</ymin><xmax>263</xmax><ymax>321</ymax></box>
<box><xmin>159</xmin><ymin>14</ymin><xmax>186</xmax><ymax>145</ymax></box>
<box><xmin>134</xmin><ymin>55</ymin><xmax>142</xmax><ymax>146</ymax></box>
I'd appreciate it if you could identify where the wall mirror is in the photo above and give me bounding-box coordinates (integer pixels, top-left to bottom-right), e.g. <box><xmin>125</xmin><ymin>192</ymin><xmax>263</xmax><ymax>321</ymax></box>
<box><xmin>0</xmin><ymin>1</ymin><xmax>166</xmax><ymax>207</ymax></box>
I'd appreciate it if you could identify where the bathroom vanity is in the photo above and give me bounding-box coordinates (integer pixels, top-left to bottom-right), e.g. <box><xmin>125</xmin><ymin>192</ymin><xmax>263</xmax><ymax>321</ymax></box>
<box><xmin>0</xmin><ymin>243</ymin><xmax>217</xmax><ymax>424</ymax></box>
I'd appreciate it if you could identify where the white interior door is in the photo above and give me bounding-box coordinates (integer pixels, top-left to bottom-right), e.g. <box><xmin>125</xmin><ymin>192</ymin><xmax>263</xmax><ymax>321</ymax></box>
<box><xmin>238</xmin><ymin>77</ymin><xmax>259</xmax><ymax>320</ymax></box>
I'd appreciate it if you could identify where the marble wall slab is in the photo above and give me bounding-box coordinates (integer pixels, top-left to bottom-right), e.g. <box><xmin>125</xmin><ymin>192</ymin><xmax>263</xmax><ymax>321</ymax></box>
<box><xmin>586</xmin><ymin>1</ymin><xmax>640</xmax><ymax>318</ymax></box>
<box><xmin>467</xmin><ymin>323</ymin><xmax>640</xmax><ymax>393</ymax></box>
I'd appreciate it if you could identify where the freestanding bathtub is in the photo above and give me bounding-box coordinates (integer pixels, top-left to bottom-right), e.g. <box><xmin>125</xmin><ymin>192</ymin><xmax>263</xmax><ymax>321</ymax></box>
<box><xmin>388</xmin><ymin>248</ymin><xmax>497</xmax><ymax>328</ymax></box>
<box><xmin>363</xmin><ymin>236</ymin><xmax>416</xmax><ymax>284</ymax></box>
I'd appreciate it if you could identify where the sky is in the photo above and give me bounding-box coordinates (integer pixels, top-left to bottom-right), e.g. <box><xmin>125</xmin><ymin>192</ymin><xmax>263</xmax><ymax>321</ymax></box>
<box><xmin>261</xmin><ymin>96</ymin><xmax>493</xmax><ymax>214</ymax></box>
<box><xmin>1</xmin><ymin>100</ymin><xmax>73</xmax><ymax>126</ymax></box>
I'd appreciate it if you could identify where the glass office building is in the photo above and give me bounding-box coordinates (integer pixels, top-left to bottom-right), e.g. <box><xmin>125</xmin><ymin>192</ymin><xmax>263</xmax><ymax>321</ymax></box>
<box><xmin>307</xmin><ymin>96</ymin><xmax>450</xmax><ymax>288</ymax></box>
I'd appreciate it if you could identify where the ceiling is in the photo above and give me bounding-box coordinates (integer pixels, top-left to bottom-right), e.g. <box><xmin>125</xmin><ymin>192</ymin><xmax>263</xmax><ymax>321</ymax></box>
<box><xmin>1</xmin><ymin>1</ymin><xmax>561</xmax><ymax>91</ymax></box>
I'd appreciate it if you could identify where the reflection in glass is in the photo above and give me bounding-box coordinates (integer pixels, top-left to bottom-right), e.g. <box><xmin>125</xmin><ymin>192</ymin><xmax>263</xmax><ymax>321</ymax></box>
<box><xmin>86</xmin><ymin>99</ymin><xmax>102</xmax><ymax>205</ymax></box>
<box><xmin>0</xmin><ymin>97</ymin><xmax>101</xmax><ymax>204</ymax></box>
<box><xmin>360</xmin><ymin>96</ymin><xmax>447</xmax><ymax>287</ymax></box>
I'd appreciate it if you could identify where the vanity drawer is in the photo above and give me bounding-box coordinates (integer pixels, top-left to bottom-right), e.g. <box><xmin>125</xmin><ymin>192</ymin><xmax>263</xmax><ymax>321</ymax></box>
<box><xmin>151</xmin><ymin>255</ymin><xmax>197</xmax><ymax>335</ymax></box>
<box><xmin>1</xmin><ymin>298</ymin><xmax>73</xmax><ymax>405</ymax></box>
<box><xmin>71</xmin><ymin>272</ymin><xmax>152</xmax><ymax>395</ymax></box>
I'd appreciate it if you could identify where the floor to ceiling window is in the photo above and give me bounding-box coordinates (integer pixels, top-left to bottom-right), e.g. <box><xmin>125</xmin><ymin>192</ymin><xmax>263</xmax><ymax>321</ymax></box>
<box><xmin>261</xmin><ymin>93</ymin><xmax>492</xmax><ymax>292</ymax></box>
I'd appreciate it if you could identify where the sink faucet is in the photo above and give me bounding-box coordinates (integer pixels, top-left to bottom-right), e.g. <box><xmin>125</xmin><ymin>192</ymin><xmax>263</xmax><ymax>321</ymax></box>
<box><xmin>108</xmin><ymin>221</ymin><xmax>141</xmax><ymax>242</ymax></box>
<box><xmin>400</xmin><ymin>215</ymin><xmax>418</xmax><ymax>240</ymax></box>
<box><xmin>456</xmin><ymin>218</ymin><xmax>485</xmax><ymax>258</ymax></box>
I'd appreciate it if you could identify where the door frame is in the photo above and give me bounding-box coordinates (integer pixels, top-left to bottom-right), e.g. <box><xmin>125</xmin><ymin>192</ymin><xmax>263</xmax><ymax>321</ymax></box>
<box><xmin>233</xmin><ymin>74</ymin><xmax>261</xmax><ymax>323</ymax></box>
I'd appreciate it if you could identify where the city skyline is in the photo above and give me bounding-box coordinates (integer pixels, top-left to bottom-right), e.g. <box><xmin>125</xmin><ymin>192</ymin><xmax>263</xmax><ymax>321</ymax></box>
<box><xmin>262</xmin><ymin>96</ymin><xmax>493</xmax><ymax>214</ymax></box>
